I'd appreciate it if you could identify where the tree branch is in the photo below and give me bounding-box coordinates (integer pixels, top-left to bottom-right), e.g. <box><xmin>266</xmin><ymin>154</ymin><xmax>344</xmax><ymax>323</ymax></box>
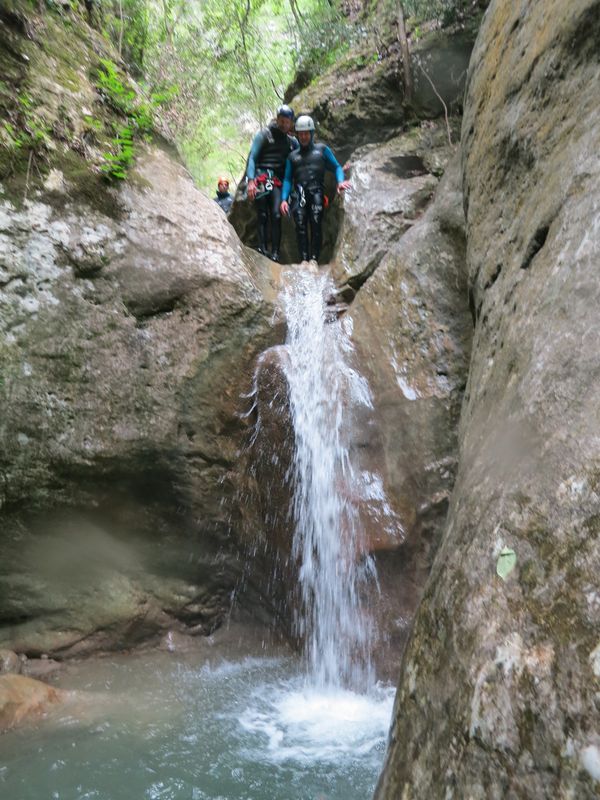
<box><xmin>417</xmin><ymin>61</ymin><xmax>453</xmax><ymax>146</ymax></box>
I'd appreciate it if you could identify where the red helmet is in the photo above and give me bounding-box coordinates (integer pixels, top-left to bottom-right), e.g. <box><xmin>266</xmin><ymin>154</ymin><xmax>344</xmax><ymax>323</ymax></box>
<box><xmin>217</xmin><ymin>177</ymin><xmax>229</xmax><ymax>187</ymax></box>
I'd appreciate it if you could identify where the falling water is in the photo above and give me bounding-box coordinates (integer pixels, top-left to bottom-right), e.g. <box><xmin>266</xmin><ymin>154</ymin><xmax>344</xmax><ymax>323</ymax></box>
<box><xmin>281</xmin><ymin>269</ymin><xmax>378</xmax><ymax>690</ymax></box>
<box><xmin>0</xmin><ymin>269</ymin><xmax>396</xmax><ymax>800</ymax></box>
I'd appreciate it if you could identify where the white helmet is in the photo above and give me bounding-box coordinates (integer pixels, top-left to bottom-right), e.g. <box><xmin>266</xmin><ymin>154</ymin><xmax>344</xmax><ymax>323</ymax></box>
<box><xmin>295</xmin><ymin>115</ymin><xmax>315</xmax><ymax>132</ymax></box>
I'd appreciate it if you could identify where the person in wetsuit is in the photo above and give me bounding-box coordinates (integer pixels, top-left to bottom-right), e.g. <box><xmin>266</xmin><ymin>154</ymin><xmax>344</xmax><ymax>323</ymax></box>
<box><xmin>280</xmin><ymin>115</ymin><xmax>351</xmax><ymax>265</ymax></box>
<box><xmin>246</xmin><ymin>105</ymin><xmax>298</xmax><ymax>262</ymax></box>
<box><xmin>214</xmin><ymin>177</ymin><xmax>233</xmax><ymax>214</ymax></box>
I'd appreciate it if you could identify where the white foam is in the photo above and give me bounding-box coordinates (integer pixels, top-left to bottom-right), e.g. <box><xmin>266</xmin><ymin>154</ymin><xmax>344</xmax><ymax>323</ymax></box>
<box><xmin>238</xmin><ymin>679</ymin><xmax>394</xmax><ymax>765</ymax></box>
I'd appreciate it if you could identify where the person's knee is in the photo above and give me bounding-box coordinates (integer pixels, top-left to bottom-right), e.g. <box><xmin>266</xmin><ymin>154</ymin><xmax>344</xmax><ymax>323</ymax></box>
<box><xmin>293</xmin><ymin>208</ymin><xmax>306</xmax><ymax>226</ymax></box>
<box><xmin>257</xmin><ymin>206</ymin><xmax>268</xmax><ymax>224</ymax></box>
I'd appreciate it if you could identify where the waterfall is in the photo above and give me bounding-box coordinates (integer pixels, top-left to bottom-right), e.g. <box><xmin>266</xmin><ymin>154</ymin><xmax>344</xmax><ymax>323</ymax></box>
<box><xmin>281</xmin><ymin>270</ymin><xmax>378</xmax><ymax>690</ymax></box>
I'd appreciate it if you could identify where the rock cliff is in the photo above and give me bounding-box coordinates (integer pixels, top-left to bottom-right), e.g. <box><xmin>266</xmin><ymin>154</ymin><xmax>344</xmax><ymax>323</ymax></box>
<box><xmin>0</xmin><ymin>139</ymin><xmax>280</xmax><ymax>656</ymax></box>
<box><xmin>0</xmin><ymin>2</ymin><xmax>281</xmax><ymax>656</ymax></box>
<box><xmin>375</xmin><ymin>0</ymin><xmax>600</xmax><ymax>797</ymax></box>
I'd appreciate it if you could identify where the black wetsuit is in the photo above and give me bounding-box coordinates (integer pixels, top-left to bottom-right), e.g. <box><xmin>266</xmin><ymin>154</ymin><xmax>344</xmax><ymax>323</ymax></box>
<box><xmin>282</xmin><ymin>141</ymin><xmax>345</xmax><ymax>262</ymax></box>
<box><xmin>247</xmin><ymin>122</ymin><xmax>298</xmax><ymax>257</ymax></box>
<box><xmin>214</xmin><ymin>190</ymin><xmax>233</xmax><ymax>214</ymax></box>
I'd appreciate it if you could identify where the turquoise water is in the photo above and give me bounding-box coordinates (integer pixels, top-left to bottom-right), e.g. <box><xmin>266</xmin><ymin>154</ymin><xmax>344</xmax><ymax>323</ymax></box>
<box><xmin>0</xmin><ymin>639</ymin><xmax>394</xmax><ymax>800</ymax></box>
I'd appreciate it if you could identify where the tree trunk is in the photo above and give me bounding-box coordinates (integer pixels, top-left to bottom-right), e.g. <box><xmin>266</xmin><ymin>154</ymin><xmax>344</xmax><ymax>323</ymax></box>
<box><xmin>161</xmin><ymin>0</ymin><xmax>174</xmax><ymax>46</ymax></box>
<box><xmin>397</xmin><ymin>2</ymin><xmax>412</xmax><ymax>105</ymax></box>
<box><xmin>118</xmin><ymin>0</ymin><xmax>123</xmax><ymax>57</ymax></box>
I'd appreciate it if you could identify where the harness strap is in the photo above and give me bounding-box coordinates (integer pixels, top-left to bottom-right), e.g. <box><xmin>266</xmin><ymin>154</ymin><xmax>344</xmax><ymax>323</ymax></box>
<box><xmin>256</xmin><ymin>172</ymin><xmax>282</xmax><ymax>187</ymax></box>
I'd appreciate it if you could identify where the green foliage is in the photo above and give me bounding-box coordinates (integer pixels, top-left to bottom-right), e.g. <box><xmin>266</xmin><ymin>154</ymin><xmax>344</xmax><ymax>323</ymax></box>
<box><xmin>96</xmin><ymin>58</ymin><xmax>137</xmax><ymax>115</ymax></box>
<box><xmin>83</xmin><ymin>114</ymin><xmax>103</xmax><ymax>134</ymax></box>
<box><xmin>101</xmin><ymin>124</ymin><xmax>135</xmax><ymax>180</ymax></box>
<box><xmin>90</xmin><ymin>0</ymin><xmax>354</xmax><ymax>190</ymax></box>
<box><xmin>94</xmin><ymin>58</ymin><xmax>160</xmax><ymax>180</ymax></box>
<box><xmin>0</xmin><ymin>122</ymin><xmax>22</xmax><ymax>153</ymax></box>
<box><xmin>289</xmin><ymin>3</ymin><xmax>353</xmax><ymax>78</ymax></box>
<box><xmin>0</xmin><ymin>93</ymin><xmax>52</xmax><ymax>168</ymax></box>
<box><xmin>17</xmin><ymin>0</ymin><xmax>357</xmax><ymax>189</ymax></box>
<box><xmin>402</xmin><ymin>0</ymin><xmax>474</xmax><ymax>26</ymax></box>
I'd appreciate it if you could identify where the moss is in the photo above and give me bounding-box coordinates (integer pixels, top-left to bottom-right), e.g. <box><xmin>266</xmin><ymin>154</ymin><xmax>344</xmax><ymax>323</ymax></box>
<box><xmin>527</xmin><ymin>584</ymin><xmax>594</xmax><ymax>653</ymax></box>
<box><xmin>517</xmin><ymin>700</ymin><xmax>537</xmax><ymax>754</ymax></box>
<box><xmin>513</xmin><ymin>490</ymin><xmax>532</xmax><ymax>510</ymax></box>
<box><xmin>0</xmin><ymin>2</ymin><xmax>161</xmax><ymax>213</ymax></box>
<box><xmin>519</xmin><ymin>558</ymin><xmax>544</xmax><ymax>591</ymax></box>
<box><xmin>51</xmin><ymin>148</ymin><xmax>125</xmax><ymax>219</ymax></box>
<box><xmin>584</xmin><ymin>514</ymin><xmax>600</xmax><ymax>537</ymax></box>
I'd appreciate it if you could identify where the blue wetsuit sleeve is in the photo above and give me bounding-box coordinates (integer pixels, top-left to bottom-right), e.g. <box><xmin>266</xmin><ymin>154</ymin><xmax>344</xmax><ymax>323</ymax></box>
<box><xmin>322</xmin><ymin>146</ymin><xmax>345</xmax><ymax>184</ymax></box>
<box><xmin>282</xmin><ymin>158</ymin><xmax>293</xmax><ymax>202</ymax></box>
<box><xmin>247</xmin><ymin>131</ymin><xmax>265</xmax><ymax>180</ymax></box>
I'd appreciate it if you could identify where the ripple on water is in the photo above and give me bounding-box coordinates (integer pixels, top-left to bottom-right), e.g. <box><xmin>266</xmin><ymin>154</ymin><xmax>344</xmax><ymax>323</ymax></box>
<box><xmin>0</xmin><ymin>651</ymin><xmax>393</xmax><ymax>800</ymax></box>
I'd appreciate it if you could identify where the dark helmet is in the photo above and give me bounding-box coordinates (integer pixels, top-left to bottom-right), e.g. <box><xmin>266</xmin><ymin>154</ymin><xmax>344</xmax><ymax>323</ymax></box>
<box><xmin>277</xmin><ymin>104</ymin><xmax>295</xmax><ymax>121</ymax></box>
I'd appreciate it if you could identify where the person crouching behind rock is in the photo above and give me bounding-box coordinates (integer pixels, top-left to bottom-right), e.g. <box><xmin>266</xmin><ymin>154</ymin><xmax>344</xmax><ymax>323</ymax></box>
<box><xmin>246</xmin><ymin>105</ymin><xmax>298</xmax><ymax>262</ymax></box>
<box><xmin>280</xmin><ymin>115</ymin><xmax>351</xmax><ymax>267</ymax></box>
<box><xmin>214</xmin><ymin>177</ymin><xmax>233</xmax><ymax>214</ymax></box>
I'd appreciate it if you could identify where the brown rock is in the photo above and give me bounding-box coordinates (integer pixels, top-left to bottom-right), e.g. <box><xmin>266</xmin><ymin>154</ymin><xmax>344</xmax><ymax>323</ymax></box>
<box><xmin>0</xmin><ymin>674</ymin><xmax>64</xmax><ymax>731</ymax></box>
<box><xmin>331</xmin><ymin>122</ymin><xmax>458</xmax><ymax>291</ymax></box>
<box><xmin>348</xmin><ymin>154</ymin><xmax>472</xmax><ymax>676</ymax></box>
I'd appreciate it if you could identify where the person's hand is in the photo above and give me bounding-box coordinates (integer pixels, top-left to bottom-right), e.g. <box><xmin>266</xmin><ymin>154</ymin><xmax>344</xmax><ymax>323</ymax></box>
<box><xmin>280</xmin><ymin>200</ymin><xmax>290</xmax><ymax>216</ymax></box>
<box><xmin>247</xmin><ymin>179</ymin><xmax>257</xmax><ymax>200</ymax></box>
<box><xmin>337</xmin><ymin>180</ymin><xmax>352</xmax><ymax>194</ymax></box>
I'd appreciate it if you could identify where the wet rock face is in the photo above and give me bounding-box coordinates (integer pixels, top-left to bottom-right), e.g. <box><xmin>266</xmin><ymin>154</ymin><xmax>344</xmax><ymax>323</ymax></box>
<box><xmin>376</xmin><ymin>1</ymin><xmax>600</xmax><ymax>797</ymax></box>
<box><xmin>240</xmin><ymin>125</ymin><xmax>472</xmax><ymax>676</ymax></box>
<box><xmin>0</xmin><ymin>143</ymin><xmax>279</xmax><ymax>656</ymax></box>
<box><xmin>332</xmin><ymin>121</ymin><xmax>459</xmax><ymax>291</ymax></box>
<box><xmin>345</xmin><ymin>134</ymin><xmax>472</xmax><ymax>673</ymax></box>
<box><xmin>242</xmin><ymin>281</ymin><xmax>412</xmax><ymax>673</ymax></box>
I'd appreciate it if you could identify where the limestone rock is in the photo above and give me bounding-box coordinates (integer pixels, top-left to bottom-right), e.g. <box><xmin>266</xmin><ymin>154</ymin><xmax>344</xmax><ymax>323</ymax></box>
<box><xmin>331</xmin><ymin>121</ymin><xmax>458</xmax><ymax>291</ymax></box>
<box><xmin>289</xmin><ymin>31</ymin><xmax>474</xmax><ymax>164</ymax></box>
<box><xmin>376</xmin><ymin>1</ymin><xmax>600</xmax><ymax>797</ymax></box>
<box><xmin>409</xmin><ymin>30</ymin><xmax>475</xmax><ymax>120</ymax></box>
<box><xmin>0</xmin><ymin>141</ymin><xmax>280</xmax><ymax>657</ymax></box>
<box><xmin>348</xmin><ymin>153</ymin><xmax>472</xmax><ymax>673</ymax></box>
<box><xmin>0</xmin><ymin>674</ymin><xmax>64</xmax><ymax>731</ymax></box>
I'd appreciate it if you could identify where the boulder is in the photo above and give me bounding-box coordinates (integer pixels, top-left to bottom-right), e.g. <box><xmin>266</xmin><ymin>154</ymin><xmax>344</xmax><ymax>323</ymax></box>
<box><xmin>0</xmin><ymin>141</ymin><xmax>281</xmax><ymax>656</ymax></box>
<box><xmin>409</xmin><ymin>30</ymin><xmax>475</xmax><ymax>119</ymax></box>
<box><xmin>0</xmin><ymin>649</ymin><xmax>21</xmax><ymax>675</ymax></box>
<box><xmin>0</xmin><ymin>674</ymin><xmax>65</xmax><ymax>731</ymax></box>
<box><xmin>331</xmin><ymin>120</ymin><xmax>458</xmax><ymax>291</ymax></box>
<box><xmin>376</xmin><ymin>1</ymin><xmax>600</xmax><ymax>797</ymax></box>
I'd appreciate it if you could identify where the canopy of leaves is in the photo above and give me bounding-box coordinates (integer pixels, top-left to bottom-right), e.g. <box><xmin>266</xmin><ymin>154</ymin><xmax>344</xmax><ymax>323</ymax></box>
<box><xmin>68</xmin><ymin>0</ymin><xmax>481</xmax><ymax>190</ymax></box>
<box><xmin>96</xmin><ymin>0</ymin><xmax>352</xmax><ymax>190</ymax></box>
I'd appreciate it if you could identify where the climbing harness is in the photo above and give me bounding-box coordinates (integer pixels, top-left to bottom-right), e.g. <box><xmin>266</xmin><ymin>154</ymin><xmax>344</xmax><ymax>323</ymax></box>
<box><xmin>254</xmin><ymin>170</ymin><xmax>282</xmax><ymax>198</ymax></box>
<box><xmin>296</xmin><ymin>185</ymin><xmax>306</xmax><ymax>209</ymax></box>
<box><xmin>292</xmin><ymin>185</ymin><xmax>330</xmax><ymax>210</ymax></box>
